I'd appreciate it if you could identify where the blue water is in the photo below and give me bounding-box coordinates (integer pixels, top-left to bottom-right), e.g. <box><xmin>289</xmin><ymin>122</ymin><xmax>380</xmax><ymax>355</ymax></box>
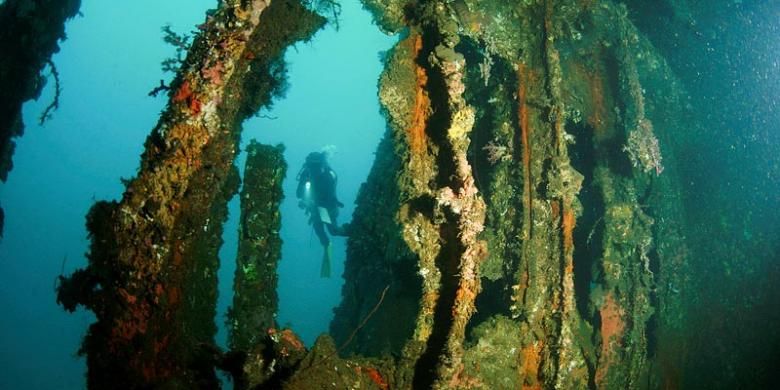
<box><xmin>0</xmin><ymin>0</ymin><xmax>393</xmax><ymax>388</ymax></box>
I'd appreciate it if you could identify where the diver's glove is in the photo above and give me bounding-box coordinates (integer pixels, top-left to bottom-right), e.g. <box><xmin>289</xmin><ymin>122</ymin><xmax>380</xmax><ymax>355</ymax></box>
<box><xmin>338</xmin><ymin>222</ymin><xmax>352</xmax><ymax>237</ymax></box>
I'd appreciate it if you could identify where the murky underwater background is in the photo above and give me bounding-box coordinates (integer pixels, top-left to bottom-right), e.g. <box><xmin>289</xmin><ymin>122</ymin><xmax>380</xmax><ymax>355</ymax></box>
<box><xmin>629</xmin><ymin>3</ymin><xmax>780</xmax><ymax>385</ymax></box>
<box><xmin>0</xmin><ymin>0</ymin><xmax>393</xmax><ymax>387</ymax></box>
<box><xmin>0</xmin><ymin>0</ymin><xmax>778</xmax><ymax>388</ymax></box>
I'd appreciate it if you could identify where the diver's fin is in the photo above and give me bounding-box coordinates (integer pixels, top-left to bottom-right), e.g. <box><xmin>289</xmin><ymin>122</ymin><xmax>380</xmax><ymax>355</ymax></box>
<box><xmin>320</xmin><ymin>244</ymin><xmax>332</xmax><ymax>278</ymax></box>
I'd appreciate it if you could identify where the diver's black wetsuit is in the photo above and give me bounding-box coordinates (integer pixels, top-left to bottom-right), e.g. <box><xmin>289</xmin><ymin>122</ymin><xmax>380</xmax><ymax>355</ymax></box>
<box><xmin>296</xmin><ymin>154</ymin><xmax>346</xmax><ymax>246</ymax></box>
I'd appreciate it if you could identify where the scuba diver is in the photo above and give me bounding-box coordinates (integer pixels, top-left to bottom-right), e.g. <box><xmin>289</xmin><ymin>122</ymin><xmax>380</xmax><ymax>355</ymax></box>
<box><xmin>296</xmin><ymin>151</ymin><xmax>349</xmax><ymax>277</ymax></box>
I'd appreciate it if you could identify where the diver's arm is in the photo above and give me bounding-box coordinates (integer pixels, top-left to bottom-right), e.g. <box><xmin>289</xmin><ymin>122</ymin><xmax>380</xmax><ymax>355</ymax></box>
<box><xmin>329</xmin><ymin>169</ymin><xmax>344</xmax><ymax>208</ymax></box>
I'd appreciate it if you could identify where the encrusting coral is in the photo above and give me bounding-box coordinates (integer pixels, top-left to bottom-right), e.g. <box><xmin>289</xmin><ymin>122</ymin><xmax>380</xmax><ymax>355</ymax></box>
<box><xmin>333</xmin><ymin>0</ymin><xmax>688</xmax><ymax>388</ymax></box>
<box><xmin>54</xmin><ymin>0</ymin><xmax>695</xmax><ymax>388</ymax></box>
<box><xmin>228</xmin><ymin>141</ymin><xmax>286</xmax><ymax>352</ymax></box>
<box><xmin>57</xmin><ymin>0</ymin><xmax>325</xmax><ymax>387</ymax></box>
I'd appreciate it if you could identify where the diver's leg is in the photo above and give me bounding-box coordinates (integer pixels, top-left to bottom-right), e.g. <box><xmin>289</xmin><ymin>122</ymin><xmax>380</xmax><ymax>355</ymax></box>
<box><xmin>312</xmin><ymin>217</ymin><xmax>331</xmax><ymax>277</ymax></box>
<box><xmin>312</xmin><ymin>217</ymin><xmax>330</xmax><ymax>247</ymax></box>
<box><xmin>325</xmin><ymin>208</ymin><xmax>349</xmax><ymax>236</ymax></box>
<box><xmin>321</xmin><ymin>246</ymin><xmax>332</xmax><ymax>278</ymax></box>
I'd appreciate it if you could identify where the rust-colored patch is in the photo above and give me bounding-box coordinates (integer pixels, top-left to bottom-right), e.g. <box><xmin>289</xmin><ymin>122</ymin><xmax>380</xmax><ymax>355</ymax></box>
<box><xmin>168</xmin><ymin>286</ymin><xmax>180</xmax><ymax>306</ymax></box>
<box><xmin>518</xmin><ymin>63</ymin><xmax>533</xmax><ymax>232</ymax></box>
<box><xmin>588</xmin><ymin>70</ymin><xmax>606</xmax><ymax>132</ymax></box>
<box><xmin>550</xmin><ymin>200</ymin><xmax>560</xmax><ymax>221</ymax></box>
<box><xmin>562</xmin><ymin>208</ymin><xmax>575</xmax><ymax>256</ymax></box>
<box><xmin>283</xmin><ymin>329</ymin><xmax>304</xmax><ymax>351</ymax></box>
<box><xmin>172</xmin><ymin>79</ymin><xmax>202</xmax><ymax>115</ymax></box>
<box><xmin>269</xmin><ymin>328</ymin><xmax>304</xmax><ymax>352</ymax></box>
<box><xmin>599</xmin><ymin>293</ymin><xmax>625</xmax><ymax>355</ymax></box>
<box><xmin>452</xmin><ymin>286</ymin><xmax>477</xmax><ymax>316</ymax></box>
<box><xmin>517</xmin><ymin>62</ymin><xmax>536</xmax><ymax>253</ymax></box>
<box><xmin>153</xmin><ymin>335</ymin><xmax>170</xmax><ymax>355</ymax></box>
<box><xmin>408</xmin><ymin>34</ymin><xmax>429</xmax><ymax>154</ymax></box>
<box><xmin>595</xmin><ymin>292</ymin><xmax>625</xmax><ymax>385</ymax></box>
<box><xmin>571</xmin><ymin>56</ymin><xmax>615</xmax><ymax>141</ymax></box>
<box><xmin>448</xmin><ymin>364</ymin><xmax>484</xmax><ymax>389</ymax></box>
<box><xmin>118</xmin><ymin>288</ymin><xmax>137</xmax><ymax>305</ymax></box>
<box><xmin>515</xmin><ymin>62</ymin><xmax>536</xmax><ymax>313</ymax></box>
<box><xmin>142</xmin><ymin>363</ymin><xmax>156</xmax><ymax>382</ymax></box>
<box><xmin>520</xmin><ymin>341</ymin><xmax>543</xmax><ymax>390</ymax></box>
<box><xmin>173</xmin><ymin>80</ymin><xmax>192</xmax><ymax>103</ymax></box>
<box><xmin>661</xmin><ymin>343</ymin><xmax>683</xmax><ymax>390</ymax></box>
<box><xmin>171</xmin><ymin>243</ymin><xmax>183</xmax><ymax>266</ymax></box>
<box><xmin>141</xmin><ymin>360</ymin><xmax>171</xmax><ymax>383</ymax></box>
<box><xmin>110</xmin><ymin>297</ymin><xmax>150</xmax><ymax>346</ymax></box>
<box><xmin>188</xmin><ymin>97</ymin><xmax>202</xmax><ymax>115</ymax></box>
<box><xmin>516</xmin><ymin>270</ymin><xmax>530</xmax><ymax>305</ymax></box>
<box><xmin>365</xmin><ymin>367</ymin><xmax>389</xmax><ymax>390</ymax></box>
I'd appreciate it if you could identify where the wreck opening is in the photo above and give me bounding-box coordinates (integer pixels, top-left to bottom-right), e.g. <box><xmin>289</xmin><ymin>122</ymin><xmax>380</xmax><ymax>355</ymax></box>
<box><xmin>459</xmin><ymin>34</ymin><xmax>522</xmax><ymax>330</ymax></box>
<box><xmin>567</xmin><ymin>120</ymin><xmax>604</xmax><ymax>323</ymax></box>
<box><xmin>407</xmin><ymin>21</ymin><xmax>465</xmax><ymax>387</ymax></box>
<box><xmin>215</xmin><ymin>0</ymin><xmax>398</xmax><ymax>351</ymax></box>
